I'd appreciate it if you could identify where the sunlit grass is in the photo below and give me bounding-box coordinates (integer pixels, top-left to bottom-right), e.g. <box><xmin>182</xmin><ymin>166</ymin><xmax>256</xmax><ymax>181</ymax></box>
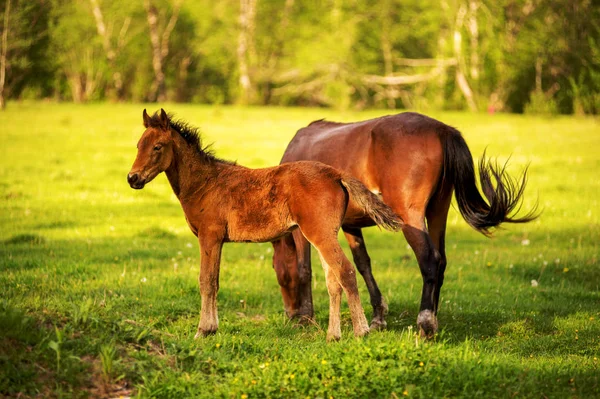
<box><xmin>0</xmin><ymin>102</ymin><xmax>599</xmax><ymax>398</ymax></box>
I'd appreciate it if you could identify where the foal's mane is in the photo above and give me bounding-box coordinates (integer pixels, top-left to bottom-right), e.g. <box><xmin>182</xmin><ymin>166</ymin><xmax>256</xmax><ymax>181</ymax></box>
<box><xmin>147</xmin><ymin>112</ymin><xmax>235</xmax><ymax>165</ymax></box>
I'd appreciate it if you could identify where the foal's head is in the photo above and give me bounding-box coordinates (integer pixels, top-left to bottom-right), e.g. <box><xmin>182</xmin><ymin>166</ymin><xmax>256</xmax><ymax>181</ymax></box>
<box><xmin>128</xmin><ymin>109</ymin><xmax>174</xmax><ymax>189</ymax></box>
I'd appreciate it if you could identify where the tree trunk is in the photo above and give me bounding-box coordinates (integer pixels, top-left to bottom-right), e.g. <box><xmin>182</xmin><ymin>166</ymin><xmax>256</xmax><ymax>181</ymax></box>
<box><xmin>145</xmin><ymin>0</ymin><xmax>181</xmax><ymax>102</ymax></box>
<box><xmin>90</xmin><ymin>0</ymin><xmax>126</xmax><ymax>100</ymax></box>
<box><xmin>468</xmin><ymin>0</ymin><xmax>479</xmax><ymax>81</ymax></box>
<box><xmin>237</xmin><ymin>0</ymin><xmax>256</xmax><ymax>105</ymax></box>
<box><xmin>380</xmin><ymin>0</ymin><xmax>396</xmax><ymax>109</ymax></box>
<box><xmin>0</xmin><ymin>0</ymin><xmax>10</xmax><ymax>110</ymax></box>
<box><xmin>262</xmin><ymin>0</ymin><xmax>293</xmax><ymax>104</ymax></box>
<box><xmin>454</xmin><ymin>3</ymin><xmax>477</xmax><ymax>111</ymax></box>
<box><xmin>535</xmin><ymin>56</ymin><xmax>542</xmax><ymax>93</ymax></box>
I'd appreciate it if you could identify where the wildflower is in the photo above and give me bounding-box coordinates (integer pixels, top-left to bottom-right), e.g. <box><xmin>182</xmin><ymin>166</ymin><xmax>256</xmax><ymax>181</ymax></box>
<box><xmin>321</xmin><ymin>359</ymin><xmax>327</xmax><ymax>365</ymax></box>
<box><xmin>486</xmin><ymin>262</ymin><xmax>492</xmax><ymax>267</ymax></box>
<box><xmin>289</xmin><ymin>374</ymin><xmax>295</xmax><ymax>379</ymax></box>
<box><xmin>403</xmin><ymin>390</ymin><xmax>409</xmax><ymax>396</ymax></box>
<box><xmin>531</xmin><ymin>280</ymin><xmax>539</xmax><ymax>288</ymax></box>
<box><xmin>555</xmin><ymin>258</ymin><xmax>560</xmax><ymax>264</ymax></box>
<box><xmin>509</xmin><ymin>264</ymin><xmax>514</xmax><ymax>269</ymax></box>
<box><xmin>141</xmin><ymin>277</ymin><xmax>147</xmax><ymax>283</ymax></box>
<box><xmin>216</xmin><ymin>343</ymin><xmax>221</xmax><ymax>348</ymax></box>
<box><xmin>241</xmin><ymin>395</ymin><xmax>248</xmax><ymax>399</ymax></box>
<box><xmin>563</xmin><ymin>267</ymin><xmax>569</xmax><ymax>273</ymax></box>
<box><xmin>251</xmin><ymin>380</ymin><xmax>256</xmax><ymax>385</ymax></box>
<box><xmin>521</xmin><ymin>239</ymin><xmax>530</xmax><ymax>246</ymax></box>
<box><xmin>543</xmin><ymin>261</ymin><xmax>548</xmax><ymax>266</ymax></box>
<box><xmin>419</xmin><ymin>361</ymin><xmax>424</xmax><ymax>367</ymax></box>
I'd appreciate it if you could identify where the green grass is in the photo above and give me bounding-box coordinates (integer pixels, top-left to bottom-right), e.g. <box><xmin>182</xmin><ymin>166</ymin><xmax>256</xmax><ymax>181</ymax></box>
<box><xmin>1</xmin><ymin>102</ymin><xmax>599</xmax><ymax>398</ymax></box>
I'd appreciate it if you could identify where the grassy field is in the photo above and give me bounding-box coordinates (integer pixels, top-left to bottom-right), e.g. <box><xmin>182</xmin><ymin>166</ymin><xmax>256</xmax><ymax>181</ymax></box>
<box><xmin>0</xmin><ymin>102</ymin><xmax>599</xmax><ymax>398</ymax></box>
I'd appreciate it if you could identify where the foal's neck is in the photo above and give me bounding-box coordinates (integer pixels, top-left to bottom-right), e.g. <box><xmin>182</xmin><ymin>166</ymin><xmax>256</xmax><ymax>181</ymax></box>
<box><xmin>164</xmin><ymin>133</ymin><xmax>228</xmax><ymax>200</ymax></box>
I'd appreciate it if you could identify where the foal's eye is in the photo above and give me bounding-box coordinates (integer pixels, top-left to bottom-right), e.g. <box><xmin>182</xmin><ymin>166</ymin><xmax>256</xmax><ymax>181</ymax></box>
<box><xmin>153</xmin><ymin>145</ymin><xmax>162</xmax><ymax>151</ymax></box>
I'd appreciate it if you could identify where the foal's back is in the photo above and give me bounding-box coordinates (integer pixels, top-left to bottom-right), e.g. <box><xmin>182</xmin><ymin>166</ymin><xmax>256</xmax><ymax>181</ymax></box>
<box><xmin>216</xmin><ymin>161</ymin><xmax>348</xmax><ymax>243</ymax></box>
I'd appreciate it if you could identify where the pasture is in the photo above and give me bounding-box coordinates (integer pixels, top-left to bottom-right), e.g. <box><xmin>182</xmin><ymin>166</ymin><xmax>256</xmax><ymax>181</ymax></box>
<box><xmin>0</xmin><ymin>103</ymin><xmax>599</xmax><ymax>398</ymax></box>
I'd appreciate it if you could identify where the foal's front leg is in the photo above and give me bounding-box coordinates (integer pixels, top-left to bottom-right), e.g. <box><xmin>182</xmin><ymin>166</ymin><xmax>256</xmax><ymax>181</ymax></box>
<box><xmin>194</xmin><ymin>235</ymin><xmax>224</xmax><ymax>338</ymax></box>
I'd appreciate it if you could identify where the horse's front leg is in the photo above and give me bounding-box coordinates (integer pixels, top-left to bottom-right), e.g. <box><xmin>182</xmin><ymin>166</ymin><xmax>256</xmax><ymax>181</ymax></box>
<box><xmin>195</xmin><ymin>234</ymin><xmax>224</xmax><ymax>338</ymax></box>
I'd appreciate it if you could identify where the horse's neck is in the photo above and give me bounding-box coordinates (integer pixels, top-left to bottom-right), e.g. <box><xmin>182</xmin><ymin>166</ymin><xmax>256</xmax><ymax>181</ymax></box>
<box><xmin>165</xmin><ymin>143</ymin><xmax>225</xmax><ymax>200</ymax></box>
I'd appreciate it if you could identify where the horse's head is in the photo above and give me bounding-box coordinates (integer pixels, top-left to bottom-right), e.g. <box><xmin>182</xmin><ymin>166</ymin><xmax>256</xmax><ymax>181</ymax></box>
<box><xmin>128</xmin><ymin>109</ymin><xmax>175</xmax><ymax>189</ymax></box>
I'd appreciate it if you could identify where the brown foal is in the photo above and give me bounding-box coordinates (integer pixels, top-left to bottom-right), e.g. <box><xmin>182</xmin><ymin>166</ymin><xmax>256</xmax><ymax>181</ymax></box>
<box><xmin>128</xmin><ymin>109</ymin><xmax>402</xmax><ymax>341</ymax></box>
<box><xmin>272</xmin><ymin>112</ymin><xmax>539</xmax><ymax>337</ymax></box>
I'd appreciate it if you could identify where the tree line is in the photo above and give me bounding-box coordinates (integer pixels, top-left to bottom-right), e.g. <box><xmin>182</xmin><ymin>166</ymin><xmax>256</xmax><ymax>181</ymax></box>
<box><xmin>1</xmin><ymin>0</ymin><xmax>598</xmax><ymax>114</ymax></box>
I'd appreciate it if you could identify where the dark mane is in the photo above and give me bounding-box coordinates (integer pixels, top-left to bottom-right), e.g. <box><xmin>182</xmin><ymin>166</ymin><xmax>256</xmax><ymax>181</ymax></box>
<box><xmin>147</xmin><ymin>112</ymin><xmax>235</xmax><ymax>165</ymax></box>
<box><xmin>308</xmin><ymin>119</ymin><xmax>346</xmax><ymax>127</ymax></box>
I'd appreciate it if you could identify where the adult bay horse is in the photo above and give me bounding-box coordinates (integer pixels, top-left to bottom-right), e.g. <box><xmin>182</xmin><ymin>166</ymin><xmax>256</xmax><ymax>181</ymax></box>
<box><xmin>272</xmin><ymin>112</ymin><xmax>538</xmax><ymax>337</ymax></box>
<box><xmin>128</xmin><ymin>109</ymin><xmax>402</xmax><ymax>341</ymax></box>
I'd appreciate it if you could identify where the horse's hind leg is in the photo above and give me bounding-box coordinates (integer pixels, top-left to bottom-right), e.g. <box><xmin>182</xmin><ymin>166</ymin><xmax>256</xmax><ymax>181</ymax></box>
<box><xmin>343</xmin><ymin>227</ymin><xmax>388</xmax><ymax>330</ymax></box>
<box><xmin>426</xmin><ymin>188</ymin><xmax>452</xmax><ymax>317</ymax></box>
<box><xmin>386</xmin><ymin>202</ymin><xmax>441</xmax><ymax>338</ymax></box>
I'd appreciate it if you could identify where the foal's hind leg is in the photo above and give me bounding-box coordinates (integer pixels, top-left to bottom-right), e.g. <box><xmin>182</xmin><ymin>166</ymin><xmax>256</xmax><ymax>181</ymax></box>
<box><xmin>317</xmin><ymin>252</ymin><xmax>343</xmax><ymax>341</ymax></box>
<box><xmin>343</xmin><ymin>227</ymin><xmax>388</xmax><ymax>330</ymax></box>
<box><xmin>308</xmin><ymin>236</ymin><xmax>370</xmax><ymax>340</ymax></box>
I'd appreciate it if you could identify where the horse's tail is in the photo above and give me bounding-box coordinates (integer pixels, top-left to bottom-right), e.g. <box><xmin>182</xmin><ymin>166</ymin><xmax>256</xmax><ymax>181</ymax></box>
<box><xmin>440</xmin><ymin>127</ymin><xmax>540</xmax><ymax>236</ymax></box>
<box><xmin>340</xmin><ymin>177</ymin><xmax>403</xmax><ymax>232</ymax></box>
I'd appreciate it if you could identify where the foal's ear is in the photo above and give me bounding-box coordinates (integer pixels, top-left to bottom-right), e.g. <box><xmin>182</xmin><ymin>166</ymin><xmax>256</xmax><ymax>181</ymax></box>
<box><xmin>159</xmin><ymin>108</ymin><xmax>170</xmax><ymax>130</ymax></box>
<box><xmin>143</xmin><ymin>109</ymin><xmax>151</xmax><ymax>128</ymax></box>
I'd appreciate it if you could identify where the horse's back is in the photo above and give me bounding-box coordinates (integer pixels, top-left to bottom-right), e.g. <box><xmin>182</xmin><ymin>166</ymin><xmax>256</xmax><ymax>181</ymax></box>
<box><xmin>281</xmin><ymin>112</ymin><xmax>447</xmax><ymax>226</ymax></box>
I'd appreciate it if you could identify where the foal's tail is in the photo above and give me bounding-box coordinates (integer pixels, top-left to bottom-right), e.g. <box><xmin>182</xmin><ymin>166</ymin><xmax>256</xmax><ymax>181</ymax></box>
<box><xmin>441</xmin><ymin>128</ymin><xmax>540</xmax><ymax>236</ymax></box>
<box><xmin>340</xmin><ymin>177</ymin><xmax>403</xmax><ymax>232</ymax></box>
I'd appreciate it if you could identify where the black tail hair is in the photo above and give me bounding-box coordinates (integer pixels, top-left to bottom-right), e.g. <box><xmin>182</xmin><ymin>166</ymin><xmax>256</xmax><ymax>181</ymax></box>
<box><xmin>441</xmin><ymin>128</ymin><xmax>540</xmax><ymax>236</ymax></box>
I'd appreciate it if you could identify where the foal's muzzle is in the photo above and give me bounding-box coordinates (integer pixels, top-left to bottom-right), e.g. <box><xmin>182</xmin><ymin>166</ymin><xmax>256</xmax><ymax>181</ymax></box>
<box><xmin>127</xmin><ymin>172</ymin><xmax>145</xmax><ymax>189</ymax></box>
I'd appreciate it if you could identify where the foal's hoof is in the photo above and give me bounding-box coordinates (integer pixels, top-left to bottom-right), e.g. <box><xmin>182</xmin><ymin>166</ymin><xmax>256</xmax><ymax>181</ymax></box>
<box><xmin>417</xmin><ymin>310</ymin><xmax>438</xmax><ymax>339</ymax></box>
<box><xmin>354</xmin><ymin>326</ymin><xmax>370</xmax><ymax>338</ymax></box>
<box><xmin>369</xmin><ymin>318</ymin><xmax>387</xmax><ymax>331</ymax></box>
<box><xmin>326</xmin><ymin>333</ymin><xmax>341</xmax><ymax>342</ymax></box>
<box><xmin>194</xmin><ymin>328</ymin><xmax>217</xmax><ymax>339</ymax></box>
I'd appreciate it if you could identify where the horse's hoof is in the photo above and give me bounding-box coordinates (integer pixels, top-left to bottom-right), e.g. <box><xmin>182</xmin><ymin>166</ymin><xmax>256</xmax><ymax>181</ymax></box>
<box><xmin>381</xmin><ymin>298</ymin><xmax>389</xmax><ymax>316</ymax></box>
<box><xmin>370</xmin><ymin>318</ymin><xmax>387</xmax><ymax>331</ymax></box>
<box><xmin>294</xmin><ymin>314</ymin><xmax>314</xmax><ymax>326</ymax></box>
<box><xmin>417</xmin><ymin>310</ymin><xmax>438</xmax><ymax>339</ymax></box>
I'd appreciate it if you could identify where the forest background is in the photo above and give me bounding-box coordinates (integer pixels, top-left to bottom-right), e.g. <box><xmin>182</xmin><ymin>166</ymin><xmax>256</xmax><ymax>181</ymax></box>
<box><xmin>1</xmin><ymin>0</ymin><xmax>599</xmax><ymax>115</ymax></box>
